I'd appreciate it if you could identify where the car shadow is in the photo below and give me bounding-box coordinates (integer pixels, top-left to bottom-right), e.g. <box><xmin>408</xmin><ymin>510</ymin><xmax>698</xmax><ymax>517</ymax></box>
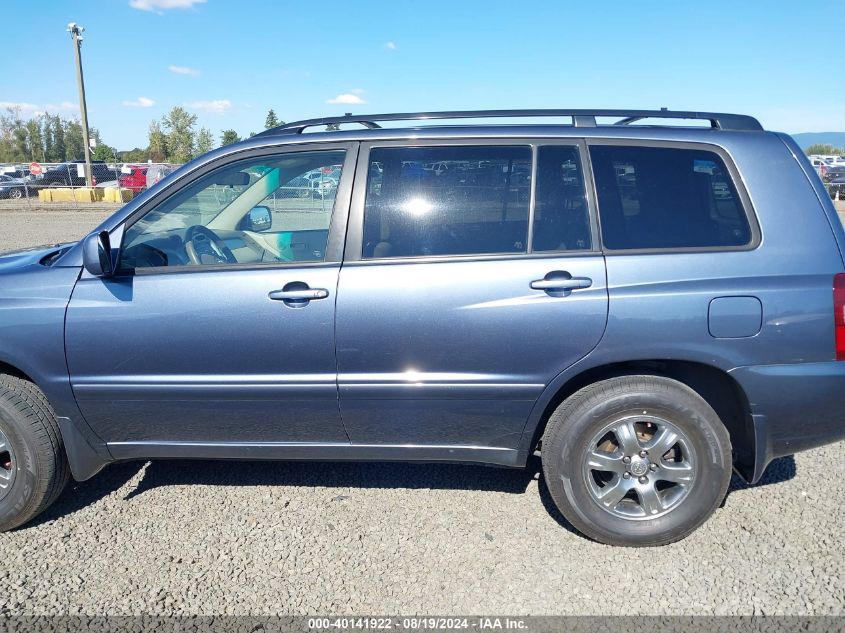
<box><xmin>21</xmin><ymin>461</ymin><xmax>146</xmax><ymax>530</ymax></box>
<box><xmin>121</xmin><ymin>458</ymin><xmax>539</xmax><ymax>502</ymax></box>
<box><xmin>20</xmin><ymin>454</ymin><xmax>797</xmax><ymax>534</ymax></box>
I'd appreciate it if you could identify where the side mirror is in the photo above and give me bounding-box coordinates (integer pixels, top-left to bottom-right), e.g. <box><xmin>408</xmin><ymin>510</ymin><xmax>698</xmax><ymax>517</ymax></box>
<box><xmin>82</xmin><ymin>231</ymin><xmax>115</xmax><ymax>277</ymax></box>
<box><xmin>241</xmin><ymin>205</ymin><xmax>272</xmax><ymax>232</ymax></box>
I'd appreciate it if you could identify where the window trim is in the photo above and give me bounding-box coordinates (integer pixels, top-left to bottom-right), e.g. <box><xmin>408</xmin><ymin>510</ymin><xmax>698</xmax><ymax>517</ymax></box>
<box><xmin>344</xmin><ymin>138</ymin><xmax>599</xmax><ymax>264</ymax></box>
<box><xmin>109</xmin><ymin>141</ymin><xmax>359</xmax><ymax>276</ymax></box>
<box><xmin>585</xmin><ymin>138</ymin><xmax>761</xmax><ymax>255</ymax></box>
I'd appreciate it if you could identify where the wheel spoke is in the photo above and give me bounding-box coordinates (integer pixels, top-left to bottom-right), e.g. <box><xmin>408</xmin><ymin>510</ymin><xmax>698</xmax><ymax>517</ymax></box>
<box><xmin>638</xmin><ymin>484</ymin><xmax>665</xmax><ymax>516</ymax></box>
<box><xmin>645</xmin><ymin>426</ymin><xmax>679</xmax><ymax>458</ymax></box>
<box><xmin>613</xmin><ymin>420</ymin><xmax>641</xmax><ymax>455</ymax></box>
<box><xmin>596</xmin><ymin>476</ymin><xmax>632</xmax><ymax>508</ymax></box>
<box><xmin>658</xmin><ymin>461</ymin><xmax>694</xmax><ymax>483</ymax></box>
<box><xmin>586</xmin><ymin>450</ymin><xmax>626</xmax><ymax>474</ymax></box>
<box><xmin>0</xmin><ymin>468</ymin><xmax>10</xmax><ymax>484</ymax></box>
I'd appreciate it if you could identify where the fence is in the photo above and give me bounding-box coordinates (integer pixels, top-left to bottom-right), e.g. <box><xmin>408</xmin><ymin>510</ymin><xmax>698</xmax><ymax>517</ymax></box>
<box><xmin>0</xmin><ymin>162</ymin><xmax>182</xmax><ymax>207</ymax></box>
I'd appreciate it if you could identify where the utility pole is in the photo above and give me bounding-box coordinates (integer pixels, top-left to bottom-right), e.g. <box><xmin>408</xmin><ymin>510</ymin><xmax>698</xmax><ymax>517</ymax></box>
<box><xmin>67</xmin><ymin>23</ymin><xmax>93</xmax><ymax>188</ymax></box>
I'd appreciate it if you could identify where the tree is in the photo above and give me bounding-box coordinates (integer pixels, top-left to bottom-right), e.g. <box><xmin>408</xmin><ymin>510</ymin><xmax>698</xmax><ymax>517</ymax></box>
<box><xmin>118</xmin><ymin>148</ymin><xmax>148</xmax><ymax>163</ymax></box>
<box><xmin>64</xmin><ymin>120</ymin><xmax>85</xmax><ymax>160</ymax></box>
<box><xmin>220</xmin><ymin>129</ymin><xmax>241</xmax><ymax>146</ymax></box>
<box><xmin>25</xmin><ymin>118</ymin><xmax>44</xmax><ymax>162</ymax></box>
<box><xmin>195</xmin><ymin>127</ymin><xmax>214</xmax><ymax>156</ymax></box>
<box><xmin>161</xmin><ymin>106</ymin><xmax>197</xmax><ymax>163</ymax></box>
<box><xmin>42</xmin><ymin>115</ymin><xmax>54</xmax><ymax>162</ymax></box>
<box><xmin>50</xmin><ymin>115</ymin><xmax>66</xmax><ymax>162</ymax></box>
<box><xmin>92</xmin><ymin>143</ymin><xmax>115</xmax><ymax>162</ymax></box>
<box><xmin>147</xmin><ymin>120</ymin><xmax>168</xmax><ymax>162</ymax></box>
<box><xmin>264</xmin><ymin>109</ymin><xmax>281</xmax><ymax>129</ymax></box>
<box><xmin>805</xmin><ymin>144</ymin><xmax>845</xmax><ymax>156</ymax></box>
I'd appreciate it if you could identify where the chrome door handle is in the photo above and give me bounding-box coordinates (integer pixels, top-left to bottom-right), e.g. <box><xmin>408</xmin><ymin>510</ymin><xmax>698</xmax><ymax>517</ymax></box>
<box><xmin>530</xmin><ymin>278</ymin><xmax>592</xmax><ymax>291</ymax></box>
<box><xmin>269</xmin><ymin>288</ymin><xmax>329</xmax><ymax>301</ymax></box>
<box><xmin>530</xmin><ymin>276</ymin><xmax>593</xmax><ymax>292</ymax></box>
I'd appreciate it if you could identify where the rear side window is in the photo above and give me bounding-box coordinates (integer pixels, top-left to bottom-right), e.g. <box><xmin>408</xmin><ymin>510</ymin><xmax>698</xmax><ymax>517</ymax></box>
<box><xmin>533</xmin><ymin>146</ymin><xmax>591</xmax><ymax>251</ymax></box>
<box><xmin>362</xmin><ymin>145</ymin><xmax>532</xmax><ymax>258</ymax></box>
<box><xmin>591</xmin><ymin>145</ymin><xmax>751</xmax><ymax>250</ymax></box>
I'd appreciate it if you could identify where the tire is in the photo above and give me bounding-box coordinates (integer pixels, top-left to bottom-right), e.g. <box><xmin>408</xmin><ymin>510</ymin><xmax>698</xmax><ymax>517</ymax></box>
<box><xmin>541</xmin><ymin>375</ymin><xmax>732</xmax><ymax>546</ymax></box>
<box><xmin>0</xmin><ymin>375</ymin><xmax>70</xmax><ymax>532</ymax></box>
<box><xmin>8</xmin><ymin>188</ymin><xmax>23</xmax><ymax>200</ymax></box>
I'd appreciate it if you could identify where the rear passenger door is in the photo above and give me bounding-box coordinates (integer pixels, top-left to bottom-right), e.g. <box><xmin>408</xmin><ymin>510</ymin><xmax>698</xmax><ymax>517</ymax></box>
<box><xmin>335</xmin><ymin>141</ymin><xmax>608</xmax><ymax>452</ymax></box>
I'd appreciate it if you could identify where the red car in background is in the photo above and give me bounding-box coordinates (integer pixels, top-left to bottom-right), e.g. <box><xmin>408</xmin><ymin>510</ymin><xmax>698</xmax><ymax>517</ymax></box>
<box><xmin>118</xmin><ymin>166</ymin><xmax>148</xmax><ymax>193</ymax></box>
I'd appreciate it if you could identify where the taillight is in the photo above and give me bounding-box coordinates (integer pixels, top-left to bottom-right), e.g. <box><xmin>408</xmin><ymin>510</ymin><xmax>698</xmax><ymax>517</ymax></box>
<box><xmin>835</xmin><ymin>274</ymin><xmax>845</xmax><ymax>360</ymax></box>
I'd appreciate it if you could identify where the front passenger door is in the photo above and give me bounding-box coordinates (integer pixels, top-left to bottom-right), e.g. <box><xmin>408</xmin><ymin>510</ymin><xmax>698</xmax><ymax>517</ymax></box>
<box><xmin>65</xmin><ymin>144</ymin><xmax>356</xmax><ymax>451</ymax></box>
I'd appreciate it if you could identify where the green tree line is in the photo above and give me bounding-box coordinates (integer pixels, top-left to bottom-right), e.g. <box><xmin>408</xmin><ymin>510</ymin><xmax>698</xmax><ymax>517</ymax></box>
<box><xmin>805</xmin><ymin>144</ymin><xmax>845</xmax><ymax>156</ymax></box>
<box><xmin>0</xmin><ymin>106</ymin><xmax>284</xmax><ymax>165</ymax></box>
<box><xmin>0</xmin><ymin>109</ymin><xmax>108</xmax><ymax>163</ymax></box>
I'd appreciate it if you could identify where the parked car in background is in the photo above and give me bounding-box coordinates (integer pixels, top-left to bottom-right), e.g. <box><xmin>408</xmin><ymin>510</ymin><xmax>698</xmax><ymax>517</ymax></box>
<box><xmin>828</xmin><ymin>175</ymin><xmax>845</xmax><ymax>199</ymax></box>
<box><xmin>1</xmin><ymin>109</ymin><xmax>845</xmax><ymax>548</ymax></box>
<box><xmin>37</xmin><ymin>161</ymin><xmax>118</xmax><ymax>187</ymax></box>
<box><xmin>145</xmin><ymin>164</ymin><xmax>179</xmax><ymax>190</ymax></box>
<box><xmin>0</xmin><ymin>175</ymin><xmax>31</xmax><ymax>199</ymax></box>
<box><xmin>821</xmin><ymin>164</ymin><xmax>845</xmax><ymax>182</ymax></box>
<box><xmin>809</xmin><ymin>157</ymin><xmax>830</xmax><ymax>178</ymax></box>
<box><xmin>1</xmin><ymin>168</ymin><xmax>32</xmax><ymax>181</ymax></box>
<box><xmin>118</xmin><ymin>166</ymin><xmax>148</xmax><ymax>193</ymax></box>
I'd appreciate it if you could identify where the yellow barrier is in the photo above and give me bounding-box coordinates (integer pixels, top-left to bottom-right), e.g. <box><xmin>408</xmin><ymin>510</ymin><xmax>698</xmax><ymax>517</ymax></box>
<box><xmin>103</xmin><ymin>187</ymin><xmax>134</xmax><ymax>203</ymax></box>
<box><xmin>36</xmin><ymin>187</ymin><xmax>125</xmax><ymax>202</ymax></box>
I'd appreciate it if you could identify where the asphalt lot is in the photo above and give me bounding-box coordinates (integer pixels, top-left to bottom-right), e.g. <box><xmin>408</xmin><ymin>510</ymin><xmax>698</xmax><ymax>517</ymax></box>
<box><xmin>0</xmin><ymin>203</ymin><xmax>843</xmax><ymax>615</ymax></box>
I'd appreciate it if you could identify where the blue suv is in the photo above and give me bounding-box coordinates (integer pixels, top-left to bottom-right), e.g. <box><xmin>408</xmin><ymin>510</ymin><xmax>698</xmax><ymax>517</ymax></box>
<box><xmin>1</xmin><ymin>109</ymin><xmax>844</xmax><ymax>546</ymax></box>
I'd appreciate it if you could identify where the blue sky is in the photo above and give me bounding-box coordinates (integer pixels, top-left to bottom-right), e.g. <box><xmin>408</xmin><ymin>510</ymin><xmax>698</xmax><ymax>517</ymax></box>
<box><xmin>3</xmin><ymin>0</ymin><xmax>844</xmax><ymax>149</ymax></box>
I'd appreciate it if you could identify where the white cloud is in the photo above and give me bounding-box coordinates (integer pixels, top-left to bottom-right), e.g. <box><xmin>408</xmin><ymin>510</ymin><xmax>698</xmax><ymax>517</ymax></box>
<box><xmin>327</xmin><ymin>93</ymin><xmax>367</xmax><ymax>105</ymax></box>
<box><xmin>122</xmin><ymin>96</ymin><xmax>156</xmax><ymax>108</ymax></box>
<box><xmin>385</xmin><ymin>41</ymin><xmax>397</xmax><ymax>50</ymax></box>
<box><xmin>186</xmin><ymin>99</ymin><xmax>232</xmax><ymax>113</ymax></box>
<box><xmin>0</xmin><ymin>101</ymin><xmax>40</xmax><ymax>113</ymax></box>
<box><xmin>169</xmin><ymin>65</ymin><xmax>200</xmax><ymax>76</ymax></box>
<box><xmin>129</xmin><ymin>0</ymin><xmax>206</xmax><ymax>11</ymax></box>
<box><xmin>0</xmin><ymin>101</ymin><xmax>76</xmax><ymax>115</ymax></box>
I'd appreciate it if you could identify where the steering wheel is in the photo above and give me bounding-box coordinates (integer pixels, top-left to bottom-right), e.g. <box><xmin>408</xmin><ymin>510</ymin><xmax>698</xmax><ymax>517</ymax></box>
<box><xmin>184</xmin><ymin>225</ymin><xmax>237</xmax><ymax>265</ymax></box>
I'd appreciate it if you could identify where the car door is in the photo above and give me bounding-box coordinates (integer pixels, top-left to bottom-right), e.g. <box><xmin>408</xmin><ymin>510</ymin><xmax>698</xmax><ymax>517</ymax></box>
<box><xmin>65</xmin><ymin>143</ymin><xmax>356</xmax><ymax>453</ymax></box>
<box><xmin>335</xmin><ymin>140</ymin><xmax>608</xmax><ymax>453</ymax></box>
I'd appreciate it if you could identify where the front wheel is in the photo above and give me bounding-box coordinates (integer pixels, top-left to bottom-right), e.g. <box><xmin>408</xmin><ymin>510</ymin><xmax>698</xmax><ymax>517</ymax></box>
<box><xmin>0</xmin><ymin>375</ymin><xmax>70</xmax><ymax>531</ymax></box>
<box><xmin>541</xmin><ymin>375</ymin><xmax>732</xmax><ymax>546</ymax></box>
<box><xmin>8</xmin><ymin>187</ymin><xmax>23</xmax><ymax>199</ymax></box>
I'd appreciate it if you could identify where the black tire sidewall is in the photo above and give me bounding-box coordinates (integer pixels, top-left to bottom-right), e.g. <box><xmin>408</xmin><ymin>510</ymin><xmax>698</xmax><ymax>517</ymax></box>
<box><xmin>0</xmin><ymin>406</ymin><xmax>40</xmax><ymax>529</ymax></box>
<box><xmin>544</xmin><ymin>383</ymin><xmax>731</xmax><ymax>546</ymax></box>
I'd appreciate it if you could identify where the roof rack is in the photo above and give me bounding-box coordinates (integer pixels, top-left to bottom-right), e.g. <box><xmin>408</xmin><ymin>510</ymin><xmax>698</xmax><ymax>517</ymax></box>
<box><xmin>256</xmin><ymin>108</ymin><xmax>763</xmax><ymax>136</ymax></box>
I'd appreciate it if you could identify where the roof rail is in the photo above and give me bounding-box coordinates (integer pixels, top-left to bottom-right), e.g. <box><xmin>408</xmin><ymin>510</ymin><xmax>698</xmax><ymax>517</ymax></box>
<box><xmin>256</xmin><ymin>108</ymin><xmax>764</xmax><ymax>136</ymax></box>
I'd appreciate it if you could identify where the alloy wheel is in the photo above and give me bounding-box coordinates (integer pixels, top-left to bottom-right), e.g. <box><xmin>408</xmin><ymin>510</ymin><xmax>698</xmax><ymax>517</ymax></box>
<box><xmin>582</xmin><ymin>415</ymin><xmax>696</xmax><ymax>520</ymax></box>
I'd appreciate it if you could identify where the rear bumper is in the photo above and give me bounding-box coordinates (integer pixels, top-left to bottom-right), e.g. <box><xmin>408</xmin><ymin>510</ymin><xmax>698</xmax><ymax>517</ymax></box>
<box><xmin>730</xmin><ymin>362</ymin><xmax>845</xmax><ymax>482</ymax></box>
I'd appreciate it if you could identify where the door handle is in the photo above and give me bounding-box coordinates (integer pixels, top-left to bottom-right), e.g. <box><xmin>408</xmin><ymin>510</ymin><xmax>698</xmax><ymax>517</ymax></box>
<box><xmin>530</xmin><ymin>271</ymin><xmax>593</xmax><ymax>293</ymax></box>
<box><xmin>269</xmin><ymin>288</ymin><xmax>329</xmax><ymax>301</ymax></box>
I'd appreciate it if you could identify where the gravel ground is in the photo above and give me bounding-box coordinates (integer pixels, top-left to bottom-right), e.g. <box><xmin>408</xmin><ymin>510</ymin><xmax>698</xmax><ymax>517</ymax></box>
<box><xmin>0</xmin><ymin>206</ymin><xmax>843</xmax><ymax>616</ymax></box>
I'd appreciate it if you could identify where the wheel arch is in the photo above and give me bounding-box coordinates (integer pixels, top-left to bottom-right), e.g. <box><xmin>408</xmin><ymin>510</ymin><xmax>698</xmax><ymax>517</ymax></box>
<box><xmin>520</xmin><ymin>359</ymin><xmax>756</xmax><ymax>481</ymax></box>
<box><xmin>0</xmin><ymin>358</ymin><xmax>111</xmax><ymax>481</ymax></box>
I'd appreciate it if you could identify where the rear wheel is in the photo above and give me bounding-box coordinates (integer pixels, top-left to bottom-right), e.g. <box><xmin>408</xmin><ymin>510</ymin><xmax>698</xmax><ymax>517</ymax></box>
<box><xmin>541</xmin><ymin>375</ymin><xmax>732</xmax><ymax>546</ymax></box>
<box><xmin>8</xmin><ymin>187</ymin><xmax>23</xmax><ymax>200</ymax></box>
<box><xmin>0</xmin><ymin>375</ymin><xmax>69</xmax><ymax>532</ymax></box>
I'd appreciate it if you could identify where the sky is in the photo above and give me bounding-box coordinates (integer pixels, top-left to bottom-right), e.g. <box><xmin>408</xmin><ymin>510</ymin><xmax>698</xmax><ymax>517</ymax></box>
<box><xmin>2</xmin><ymin>0</ymin><xmax>844</xmax><ymax>150</ymax></box>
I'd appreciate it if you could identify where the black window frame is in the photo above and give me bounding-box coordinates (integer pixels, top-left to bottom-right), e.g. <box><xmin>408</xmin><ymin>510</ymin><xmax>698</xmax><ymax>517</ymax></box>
<box><xmin>344</xmin><ymin>138</ymin><xmax>600</xmax><ymax>264</ymax></box>
<box><xmin>586</xmin><ymin>139</ymin><xmax>761</xmax><ymax>255</ymax></box>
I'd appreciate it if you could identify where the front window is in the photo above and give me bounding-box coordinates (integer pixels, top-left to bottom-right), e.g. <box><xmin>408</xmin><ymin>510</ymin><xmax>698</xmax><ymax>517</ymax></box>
<box><xmin>120</xmin><ymin>150</ymin><xmax>345</xmax><ymax>269</ymax></box>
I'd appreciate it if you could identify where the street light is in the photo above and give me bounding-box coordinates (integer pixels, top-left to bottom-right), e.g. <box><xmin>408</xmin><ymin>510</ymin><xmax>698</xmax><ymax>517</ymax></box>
<box><xmin>67</xmin><ymin>22</ymin><xmax>93</xmax><ymax>188</ymax></box>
